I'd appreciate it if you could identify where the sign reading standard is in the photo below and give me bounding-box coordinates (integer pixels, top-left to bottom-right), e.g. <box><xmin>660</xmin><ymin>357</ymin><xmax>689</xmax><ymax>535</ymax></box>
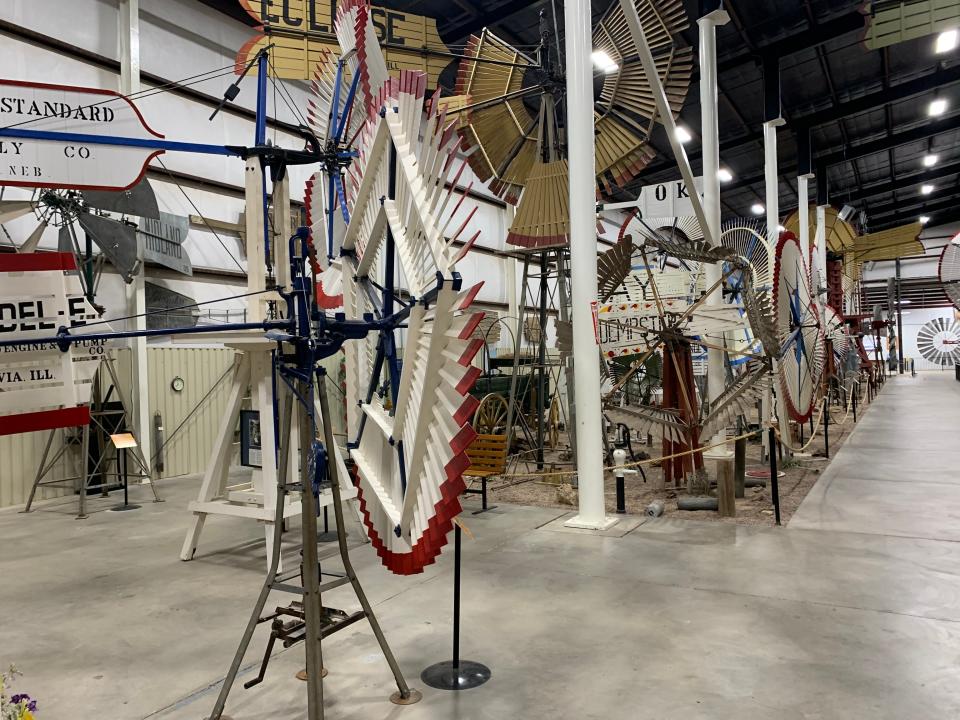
<box><xmin>138</xmin><ymin>212</ymin><xmax>193</xmax><ymax>276</ymax></box>
<box><xmin>0</xmin><ymin>79</ymin><xmax>164</xmax><ymax>191</ymax></box>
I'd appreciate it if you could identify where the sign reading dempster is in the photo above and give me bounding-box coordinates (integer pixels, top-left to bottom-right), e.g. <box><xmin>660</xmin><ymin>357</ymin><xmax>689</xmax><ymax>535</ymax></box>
<box><xmin>138</xmin><ymin>211</ymin><xmax>193</xmax><ymax>276</ymax></box>
<box><xmin>236</xmin><ymin>0</ymin><xmax>451</xmax><ymax>87</ymax></box>
<box><xmin>0</xmin><ymin>80</ymin><xmax>164</xmax><ymax>191</ymax></box>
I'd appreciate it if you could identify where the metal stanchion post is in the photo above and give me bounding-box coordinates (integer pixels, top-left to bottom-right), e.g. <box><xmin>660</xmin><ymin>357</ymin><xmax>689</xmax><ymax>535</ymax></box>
<box><xmin>421</xmin><ymin>525</ymin><xmax>491</xmax><ymax>690</ymax></box>
<box><xmin>768</xmin><ymin>427</ymin><xmax>780</xmax><ymax>526</ymax></box>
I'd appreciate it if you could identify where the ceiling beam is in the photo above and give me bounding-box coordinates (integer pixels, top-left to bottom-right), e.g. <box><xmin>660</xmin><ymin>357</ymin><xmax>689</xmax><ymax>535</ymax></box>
<box><xmin>815</xmin><ymin>114</ymin><xmax>960</xmax><ymax>170</ymax></box>
<box><xmin>641</xmin><ymin>64</ymin><xmax>960</xmax><ymax>179</ymax></box>
<box><xmin>441</xmin><ymin>0</ymin><xmax>542</xmax><ymax>41</ymax></box>
<box><xmin>867</xmin><ymin>191</ymin><xmax>960</xmax><ymax>226</ymax></box>
<box><xmin>840</xmin><ymin>160</ymin><xmax>960</xmax><ymax>203</ymax></box>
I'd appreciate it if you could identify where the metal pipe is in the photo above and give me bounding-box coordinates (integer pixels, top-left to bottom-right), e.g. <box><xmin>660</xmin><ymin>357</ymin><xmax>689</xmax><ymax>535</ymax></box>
<box><xmin>896</xmin><ymin>258</ymin><xmax>904</xmax><ymax>373</ymax></box>
<box><xmin>564</xmin><ymin>0</ymin><xmax>611</xmax><ymax>530</ymax></box>
<box><xmin>768</xmin><ymin>427</ymin><xmax>781</xmax><ymax>526</ymax></box>
<box><xmin>734</xmin><ymin>436</ymin><xmax>746</xmax><ymax>498</ymax></box>
<box><xmin>677</xmin><ymin>497</ymin><xmax>718</xmax><ymax>511</ymax></box>
<box><xmin>452</xmin><ymin>525</ymin><xmax>462</xmax><ymax>669</ymax></box>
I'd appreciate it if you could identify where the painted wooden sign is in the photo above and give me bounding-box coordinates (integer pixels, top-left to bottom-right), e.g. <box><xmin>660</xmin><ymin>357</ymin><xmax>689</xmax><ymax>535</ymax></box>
<box><xmin>0</xmin><ymin>80</ymin><xmax>164</xmax><ymax>191</ymax></box>
<box><xmin>636</xmin><ymin>176</ymin><xmax>705</xmax><ymax>219</ymax></box>
<box><xmin>236</xmin><ymin>0</ymin><xmax>450</xmax><ymax>86</ymax></box>
<box><xmin>0</xmin><ymin>253</ymin><xmax>106</xmax><ymax>435</ymax></box>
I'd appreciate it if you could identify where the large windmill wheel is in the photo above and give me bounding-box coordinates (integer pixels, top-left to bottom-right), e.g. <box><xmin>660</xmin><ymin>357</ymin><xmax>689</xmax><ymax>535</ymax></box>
<box><xmin>314</xmin><ymin>0</ymin><xmax>484</xmax><ymax>576</ymax></box>
<box><xmin>455</xmin><ymin>0</ymin><xmax>693</xmax><ymax>248</ymax></box>
<box><xmin>938</xmin><ymin>234</ymin><xmax>960</xmax><ymax>311</ymax></box>
<box><xmin>774</xmin><ymin>231</ymin><xmax>825</xmax><ymax>423</ymax></box>
<box><xmin>917</xmin><ymin>317</ymin><xmax>960</xmax><ymax>366</ymax></box>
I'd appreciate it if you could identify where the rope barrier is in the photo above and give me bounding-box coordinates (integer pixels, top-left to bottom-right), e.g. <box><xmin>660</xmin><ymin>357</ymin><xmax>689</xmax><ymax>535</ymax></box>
<box><xmin>491</xmin><ymin>427</ymin><xmax>763</xmax><ymax>482</ymax></box>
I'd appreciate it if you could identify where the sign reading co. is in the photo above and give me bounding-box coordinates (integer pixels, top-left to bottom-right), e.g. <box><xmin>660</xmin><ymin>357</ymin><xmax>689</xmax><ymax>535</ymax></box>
<box><xmin>0</xmin><ymin>79</ymin><xmax>163</xmax><ymax>192</ymax></box>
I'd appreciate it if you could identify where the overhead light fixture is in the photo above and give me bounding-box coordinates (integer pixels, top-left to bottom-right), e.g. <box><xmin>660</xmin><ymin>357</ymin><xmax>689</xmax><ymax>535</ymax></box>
<box><xmin>591</xmin><ymin>50</ymin><xmax>619</xmax><ymax>74</ymax></box>
<box><xmin>928</xmin><ymin>98</ymin><xmax>948</xmax><ymax>116</ymax></box>
<box><xmin>675</xmin><ymin>126</ymin><xmax>692</xmax><ymax>144</ymax></box>
<box><xmin>921</xmin><ymin>184</ymin><xmax>935</xmax><ymax>195</ymax></box>
<box><xmin>751</xmin><ymin>203</ymin><xmax>765</xmax><ymax>215</ymax></box>
<box><xmin>935</xmin><ymin>28</ymin><xmax>958</xmax><ymax>54</ymax></box>
<box><xmin>718</xmin><ymin>168</ymin><xmax>733</xmax><ymax>182</ymax></box>
<box><xmin>838</xmin><ymin>204</ymin><xmax>857</xmax><ymax>222</ymax></box>
<box><xmin>923</xmin><ymin>153</ymin><xmax>939</xmax><ymax>167</ymax></box>
<box><xmin>920</xmin><ymin>215</ymin><xmax>931</xmax><ymax>224</ymax></box>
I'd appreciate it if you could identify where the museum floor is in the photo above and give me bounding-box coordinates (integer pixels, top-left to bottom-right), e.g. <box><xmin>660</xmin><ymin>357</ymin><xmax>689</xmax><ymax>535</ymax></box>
<box><xmin>2</xmin><ymin>372</ymin><xmax>960</xmax><ymax>719</ymax></box>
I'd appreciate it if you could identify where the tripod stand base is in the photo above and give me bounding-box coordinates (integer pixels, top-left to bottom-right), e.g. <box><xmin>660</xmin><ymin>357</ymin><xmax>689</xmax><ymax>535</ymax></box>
<box><xmin>110</xmin><ymin>504</ymin><xmax>141</xmax><ymax>511</ymax></box>
<box><xmin>295</xmin><ymin>667</ymin><xmax>328</xmax><ymax>680</ymax></box>
<box><xmin>390</xmin><ymin>688</ymin><xmax>423</xmax><ymax>705</ymax></box>
<box><xmin>420</xmin><ymin>660</ymin><xmax>491</xmax><ymax>690</ymax></box>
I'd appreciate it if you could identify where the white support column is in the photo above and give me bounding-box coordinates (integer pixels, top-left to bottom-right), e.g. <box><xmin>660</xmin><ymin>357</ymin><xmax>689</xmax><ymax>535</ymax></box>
<box><xmin>762</xmin><ymin>120</ymin><xmax>784</xmax><ymax>458</ymax></box>
<box><xmin>563</xmin><ymin>0</ymin><xmax>616</xmax><ymax>530</ymax></box>
<box><xmin>815</xmin><ymin>204</ymin><xmax>827</xmax><ymax>306</ymax></box>
<box><xmin>797</xmin><ymin>175</ymin><xmax>812</xmax><ymax>265</ymax></box>
<box><xmin>698</xmin><ymin>8</ymin><xmax>731</xmax><ymax>458</ymax></box>
<box><xmin>120</xmin><ymin>0</ymin><xmax>151</xmax><ymax>479</ymax></box>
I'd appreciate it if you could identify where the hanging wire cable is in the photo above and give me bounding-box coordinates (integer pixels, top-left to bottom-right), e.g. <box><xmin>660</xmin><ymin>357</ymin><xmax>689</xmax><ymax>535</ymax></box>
<box><xmin>0</xmin><ymin>64</ymin><xmax>239</xmax><ymax>131</ymax></box>
<box><xmin>80</xmin><ymin>288</ymin><xmax>276</xmax><ymax>329</ymax></box>
<box><xmin>152</xmin><ymin>157</ymin><xmax>246</xmax><ymax>273</ymax></box>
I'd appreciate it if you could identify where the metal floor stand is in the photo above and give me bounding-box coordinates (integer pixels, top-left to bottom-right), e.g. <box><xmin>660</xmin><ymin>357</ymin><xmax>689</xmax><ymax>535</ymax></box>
<box><xmin>207</xmin><ymin>369</ymin><xmax>420</xmax><ymax>720</ymax></box>
<box><xmin>23</xmin><ymin>354</ymin><xmax>159</xmax><ymax>518</ymax></box>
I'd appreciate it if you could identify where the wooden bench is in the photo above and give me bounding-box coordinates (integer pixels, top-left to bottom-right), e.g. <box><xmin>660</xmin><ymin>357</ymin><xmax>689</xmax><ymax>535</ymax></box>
<box><xmin>463</xmin><ymin>433</ymin><xmax>508</xmax><ymax>513</ymax></box>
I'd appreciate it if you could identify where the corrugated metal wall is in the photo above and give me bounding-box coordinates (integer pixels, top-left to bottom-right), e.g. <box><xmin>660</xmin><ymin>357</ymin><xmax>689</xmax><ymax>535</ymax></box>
<box><xmin>0</xmin><ymin>347</ymin><xmax>239</xmax><ymax>509</ymax></box>
<box><xmin>148</xmin><ymin>347</ymin><xmax>238</xmax><ymax>479</ymax></box>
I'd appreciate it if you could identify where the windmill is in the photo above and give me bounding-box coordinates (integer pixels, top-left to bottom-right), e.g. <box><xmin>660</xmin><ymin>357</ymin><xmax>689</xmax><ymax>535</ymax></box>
<box><xmin>0</xmin><ymin>180</ymin><xmax>156</xmax><ymax>306</ymax></box>
<box><xmin>773</xmin><ymin>231</ymin><xmax>826</xmax><ymax>424</ymax></box>
<box><xmin>589</xmin><ymin>222</ymin><xmax>776</xmax><ymax>489</ymax></box>
<box><xmin>916</xmin><ymin>317</ymin><xmax>960</xmax><ymax>367</ymax></box>
<box><xmin>302</xmin><ymin>0</ymin><xmax>485</xmax><ymax>575</ymax></box>
<box><xmin>451</xmin><ymin>0</ymin><xmax>694</xmax><ymax>463</ymax></box>
<box><xmin>938</xmin><ymin>233</ymin><xmax>960</xmax><ymax>312</ymax></box>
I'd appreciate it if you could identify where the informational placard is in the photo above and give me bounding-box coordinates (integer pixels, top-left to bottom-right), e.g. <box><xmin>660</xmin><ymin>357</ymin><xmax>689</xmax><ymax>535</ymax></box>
<box><xmin>138</xmin><ymin>211</ymin><xmax>193</xmax><ymax>276</ymax></box>
<box><xmin>636</xmin><ymin>176</ymin><xmax>704</xmax><ymax>219</ymax></box>
<box><xmin>0</xmin><ymin>79</ymin><xmax>163</xmax><ymax>191</ymax></box>
<box><xmin>0</xmin><ymin>253</ymin><xmax>109</xmax><ymax>435</ymax></box>
<box><xmin>236</xmin><ymin>0</ymin><xmax>450</xmax><ymax>86</ymax></box>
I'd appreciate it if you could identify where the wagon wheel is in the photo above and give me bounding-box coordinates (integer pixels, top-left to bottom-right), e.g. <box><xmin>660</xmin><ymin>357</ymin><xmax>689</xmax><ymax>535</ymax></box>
<box><xmin>547</xmin><ymin>395</ymin><xmax>561</xmax><ymax>449</ymax></box>
<box><xmin>474</xmin><ymin>393</ymin><xmax>509</xmax><ymax>435</ymax></box>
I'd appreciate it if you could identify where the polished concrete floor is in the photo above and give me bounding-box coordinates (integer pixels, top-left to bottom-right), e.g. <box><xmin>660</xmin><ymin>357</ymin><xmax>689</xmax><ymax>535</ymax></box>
<box><xmin>1</xmin><ymin>372</ymin><xmax>959</xmax><ymax>719</ymax></box>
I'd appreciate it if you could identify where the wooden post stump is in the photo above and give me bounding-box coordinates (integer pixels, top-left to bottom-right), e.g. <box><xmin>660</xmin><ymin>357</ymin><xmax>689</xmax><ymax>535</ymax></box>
<box><xmin>734</xmin><ymin>437</ymin><xmax>746</xmax><ymax>499</ymax></box>
<box><xmin>717</xmin><ymin>458</ymin><xmax>736</xmax><ymax>517</ymax></box>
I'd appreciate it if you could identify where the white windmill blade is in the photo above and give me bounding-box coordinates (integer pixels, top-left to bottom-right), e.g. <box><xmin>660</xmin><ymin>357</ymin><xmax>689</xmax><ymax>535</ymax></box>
<box><xmin>0</xmin><ymin>199</ymin><xmax>36</xmax><ymax>225</ymax></box>
<box><xmin>700</xmin><ymin>364</ymin><xmax>771</xmax><ymax>440</ymax></box>
<box><xmin>604</xmin><ymin>403</ymin><xmax>688</xmax><ymax>444</ymax></box>
<box><xmin>337</xmin><ymin>0</ymin><xmax>389</xmax><ymax>109</ymax></box>
<box><xmin>335</xmin><ymin>49</ymin><xmax>484</xmax><ymax>572</ymax></box>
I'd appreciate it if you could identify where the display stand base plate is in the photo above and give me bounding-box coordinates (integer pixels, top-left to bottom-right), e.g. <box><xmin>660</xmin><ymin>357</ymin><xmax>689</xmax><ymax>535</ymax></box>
<box><xmin>420</xmin><ymin>660</ymin><xmax>491</xmax><ymax>690</ymax></box>
<box><xmin>390</xmin><ymin>688</ymin><xmax>423</xmax><ymax>705</ymax></box>
<box><xmin>110</xmin><ymin>504</ymin><xmax>141</xmax><ymax>512</ymax></box>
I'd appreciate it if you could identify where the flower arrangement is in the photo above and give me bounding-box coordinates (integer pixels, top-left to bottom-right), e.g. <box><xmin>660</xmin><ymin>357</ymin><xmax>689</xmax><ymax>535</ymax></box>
<box><xmin>1</xmin><ymin>667</ymin><xmax>37</xmax><ymax>720</ymax></box>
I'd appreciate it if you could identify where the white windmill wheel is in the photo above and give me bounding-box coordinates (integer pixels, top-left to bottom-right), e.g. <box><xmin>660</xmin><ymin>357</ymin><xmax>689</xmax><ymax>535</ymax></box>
<box><xmin>822</xmin><ymin>304</ymin><xmax>850</xmax><ymax>362</ymax></box>
<box><xmin>916</xmin><ymin>317</ymin><xmax>960</xmax><ymax>366</ymax></box>
<box><xmin>774</xmin><ymin>231</ymin><xmax>825</xmax><ymax>423</ymax></box>
<box><xmin>938</xmin><ymin>233</ymin><xmax>960</xmax><ymax>312</ymax></box>
<box><xmin>327</xmin><ymin>0</ymin><xmax>484</xmax><ymax>575</ymax></box>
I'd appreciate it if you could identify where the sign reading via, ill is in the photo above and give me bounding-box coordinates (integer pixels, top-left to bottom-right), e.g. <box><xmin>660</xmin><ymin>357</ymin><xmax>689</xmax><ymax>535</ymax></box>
<box><xmin>236</xmin><ymin>0</ymin><xmax>451</xmax><ymax>86</ymax></box>
<box><xmin>0</xmin><ymin>253</ymin><xmax>110</xmax><ymax>436</ymax></box>
<box><xmin>637</xmin><ymin>176</ymin><xmax>704</xmax><ymax>219</ymax></box>
<box><xmin>139</xmin><ymin>212</ymin><xmax>193</xmax><ymax>276</ymax></box>
<box><xmin>0</xmin><ymin>79</ymin><xmax>163</xmax><ymax>191</ymax></box>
